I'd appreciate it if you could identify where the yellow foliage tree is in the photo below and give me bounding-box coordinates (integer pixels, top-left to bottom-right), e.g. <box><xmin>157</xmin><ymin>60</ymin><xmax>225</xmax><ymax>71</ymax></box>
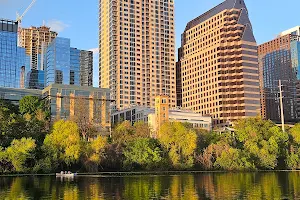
<box><xmin>43</xmin><ymin>120</ymin><xmax>81</xmax><ymax>167</ymax></box>
<box><xmin>158</xmin><ymin>122</ymin><xmax>197</xmax><ymax>169</ymax></box>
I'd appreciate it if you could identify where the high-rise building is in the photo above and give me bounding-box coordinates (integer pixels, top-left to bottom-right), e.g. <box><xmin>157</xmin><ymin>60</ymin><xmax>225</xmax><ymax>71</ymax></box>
<box><xmin>259</xmin><ymin>30</ymin><xmax>300</xmax><ymax>122</ymax></box>
<box><xmin>70</xmin><ymin>47</ymin><xmax>81</xmax><ymax>86</ymax></box>
<box><xmin>0</xmin><ymin>19</ymin><xmax>27</xmax><ymax>88</ymax></box>
<box><xmin>80</xmin><ymin>50</ymin><xmax>93</xmax><ymax>87</ymax></box>
<box><xmin>177</xmin><ymin>0</ymin><xmax>260</xmax><ymax>126</ymax></box>
<box><xmin>20</xmin><ymin>26</ymin><xmax>58</xmax><ymax>70</ymax></box>
<box><xmin>25</xmin><ymin>69</ymin><xmax>45</xmax><ymax>90</ymax></box>
<box><xmin>99</xmin><ymin>0</ymin><xmax>176</xmax><ymax>110</ymax></box>
<box><xmin>46</xmin><ymin>37</ymin><xmax>72</xmax><ymax>86</ymax></box>
<box><xmin>45</xmin><ymin>37</ymin><xmax>93</xmax><ymax>88</ymax></box>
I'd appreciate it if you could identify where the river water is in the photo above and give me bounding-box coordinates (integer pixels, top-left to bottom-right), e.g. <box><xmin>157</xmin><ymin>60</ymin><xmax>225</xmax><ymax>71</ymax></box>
<box><xmin>0</xmin><ymin>172</ymin><xmax>300</xmax><ymax>199</ymax></box>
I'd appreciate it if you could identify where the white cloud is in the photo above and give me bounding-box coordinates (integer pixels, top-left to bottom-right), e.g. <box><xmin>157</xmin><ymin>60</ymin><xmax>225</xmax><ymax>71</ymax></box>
<box><xmin>88</xmin><ymin>48</ymin><xmax>99</xmax><ymax>55</ymax></box>
<box><xmin>47</xmin><ymin>19</ymin><xmax>69</xmax><ymax>33</ymax></box>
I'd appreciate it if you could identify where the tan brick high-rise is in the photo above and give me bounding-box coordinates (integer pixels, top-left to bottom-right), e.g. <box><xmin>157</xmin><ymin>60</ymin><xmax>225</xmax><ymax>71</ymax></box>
<box><xmin>99</xmin><ymin>0</ymin><xmax>176</xmax><ymax>111</ymax></box>
<box><xmin>20</xmin><ymin>26</ymin><xmax>57</xmax><ymax>70</ymax></box>
<box><xmin>177</xmin><ymin>0</ymin><xmax>260</xmax><ymax>126</ymax></box>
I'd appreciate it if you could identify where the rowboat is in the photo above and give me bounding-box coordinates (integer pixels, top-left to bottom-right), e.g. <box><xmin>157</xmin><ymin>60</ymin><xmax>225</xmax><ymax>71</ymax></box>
<box><xmin>56</xmin><ymin>172</ymin><xmax>77</xmax><ymax>178</ymax></box>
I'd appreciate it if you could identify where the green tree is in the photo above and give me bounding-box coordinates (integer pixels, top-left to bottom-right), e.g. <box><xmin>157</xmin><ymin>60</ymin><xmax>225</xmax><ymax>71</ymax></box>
<box><xmin>235</xmin><ymin>117</ymin><xmax>289</xmax><ymax>169</ymax></box>
<box><xmin>214</xmin><ymin>147</ymin><xmax>255</xmax><ymax>171</ymax></box>
<box><xmin>6</xmin><ymin>138</ymin><xmax>36</xmax><ymax>172</ymax></box>
<box><xmin>158</xmin><ymin>122</ymin><xmax>197</xmax><ymax>169</ymax></box>
<box><xmin>123</xmin><ymin>138</ymin><xmax>164</xmax><ymax>170</ymax></box>
<box><xmin>290</xmin><ymin>124</ymin><xmax>300</xmax><ymax>144</ymax></box>
<box><xmin>112</xmin><ymin>121</ymin><xmax>135</xmax><ymax>145</ymax></box>
<box><xmin>286</xmin><ymin>124</ymin><xmax>300</xmax><ymax>169</ymax></box>
<box><xmin>43</xmin><ymin>120</ymin><xmax>81</xmax><ymax>169</ymax></box>
<box><xmin>19</xmin><ymin>96</ymin><xmax>41</xmax><ymax>115</ymax></box>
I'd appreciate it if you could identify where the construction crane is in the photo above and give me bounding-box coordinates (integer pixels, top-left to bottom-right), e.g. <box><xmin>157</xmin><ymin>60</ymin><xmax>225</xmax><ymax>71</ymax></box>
<box><xmin>16</xmin><ymin>0</ymin><xmax>37</xmax><ymax>23</ymax></box>
<box><xmin>16</xmin><ymin>0</ymin><xmax>37</xmax><ymax>45</ymax></box>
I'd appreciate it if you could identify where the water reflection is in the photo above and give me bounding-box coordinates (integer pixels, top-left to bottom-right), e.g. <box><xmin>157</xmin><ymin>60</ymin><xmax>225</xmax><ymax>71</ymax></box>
<box><xmin>0</xmin><ymin>172</ymin><xmax>300</xmax><ymax>199</ymax></box>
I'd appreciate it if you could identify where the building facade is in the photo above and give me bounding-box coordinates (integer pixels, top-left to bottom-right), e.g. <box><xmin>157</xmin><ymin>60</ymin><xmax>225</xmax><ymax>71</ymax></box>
<box><xmin>43</xmin><ymin>84</ymin><xmax>111</xmax><ymax>134</ymax></box>
<box><xmin>259</xmin><ymin>31</ymin><xmax>300</xmax><ymax>122</ymax></box>
<box><xmin>25</xmin><ymin>69</ymin><xmax>45</xmax><ymax>90</ymax></box>
<box><xmin>0</xmin><ymin>19</ymin><xmax>27</xmax><ymax>88</ymax></box>
<box><xmin>177</xmin><ymin>0</ymin><xmax>260</xmax><ymax>126</ymax></box>
<box><xmin>111</xmin><ymin>101</ymin><xmax>213</xmax><ymax>132</ymax></box>
<box><xmin>0</xmin><ymin>84</ymin><xmax>112</xmax><ymax>135</ymax></box>
<box><xmin>45</xmin><ymin>37</ymin><xmax>93</xmax><ymax>88</ymax></box>
<box><xmin>19</xmin><ymin>26</ymin><xmax>58</xmax><ymax>70</ymax></box>
<box><xmin>80</xmin><ymin>50</ymin><xmax>93</xmax><ymax>87</ymax></box>
<box><xmin>99</xmin><ymin>0</ymin><xmax>177</xmax><ymax>111</ymax></box>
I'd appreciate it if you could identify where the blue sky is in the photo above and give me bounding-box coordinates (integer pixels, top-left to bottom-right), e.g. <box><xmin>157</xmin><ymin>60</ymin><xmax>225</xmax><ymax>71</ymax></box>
<box><xmin>1</xmin><ymin>0</ymin><xmax>300</xmax><ymax>87</ymax></box>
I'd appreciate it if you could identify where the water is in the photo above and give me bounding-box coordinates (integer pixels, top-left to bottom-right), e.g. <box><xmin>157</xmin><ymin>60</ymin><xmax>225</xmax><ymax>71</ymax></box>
<box><xmin>0</xmin><ymin>172</ymin><xmax>300</xmax><ymax>199</ymax></box>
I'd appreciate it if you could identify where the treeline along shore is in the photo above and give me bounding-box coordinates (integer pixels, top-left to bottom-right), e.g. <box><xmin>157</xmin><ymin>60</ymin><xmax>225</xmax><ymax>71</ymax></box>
<box><xmin>1</xmin><ymin>96</ymin><xmax>300</xmax><ymax>174</ymax></box>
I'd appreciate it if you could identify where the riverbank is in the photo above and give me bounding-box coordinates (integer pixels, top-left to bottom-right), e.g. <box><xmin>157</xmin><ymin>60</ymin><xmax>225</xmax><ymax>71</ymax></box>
<box><xmin>1</xmin><ymin>170</ymin><xmax>300</xmax><ymax>177</ymax></box>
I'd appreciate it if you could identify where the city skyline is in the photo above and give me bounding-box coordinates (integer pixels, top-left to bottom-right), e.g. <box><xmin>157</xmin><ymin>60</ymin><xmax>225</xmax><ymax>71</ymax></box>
<box><xmin>1</xmin><ymin>0</ymin><xmax>300</xmax><ymax>87</ymax></box>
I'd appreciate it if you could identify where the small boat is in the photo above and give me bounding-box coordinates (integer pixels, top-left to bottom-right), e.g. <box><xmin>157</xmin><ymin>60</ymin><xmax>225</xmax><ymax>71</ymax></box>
<box><xmin>56</xmin><ymin>171</ymin><xmax>77</xmax><ymax>178</ymax></box>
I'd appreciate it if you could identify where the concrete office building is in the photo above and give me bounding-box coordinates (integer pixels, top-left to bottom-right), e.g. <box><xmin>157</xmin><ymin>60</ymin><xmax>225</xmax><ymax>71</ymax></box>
<box><xmin>0</xmin><ymin>19</ymin><xmax>27</xmax><ymax>88</ymax></box>
<box><xmin>80</xmin><ymin>50</ymin><xmax>93</xmax><ymax>87</ymax></box>
<box><xmin>0</xmin><ymin>84</ymin><xmax>112</xmax><ymax>135</ymax></box>
<box><xmin>111</xmin><ymin>96</ymin><xmax>213</xmax><ymax>132</ymax></box>
<box><xmin>259</xmin><ymin>28</ymin><xmax>300</xmax><ymax>122</ymax></box>
<box><xmin>177</xmin><ymin>0</ymin><xmax>260</xmax><ymax>126</ymax></box>
<box><xmin>99</xmin><ymin>0</ymin><xmax>177</xmax><ymax>111</ymax></box>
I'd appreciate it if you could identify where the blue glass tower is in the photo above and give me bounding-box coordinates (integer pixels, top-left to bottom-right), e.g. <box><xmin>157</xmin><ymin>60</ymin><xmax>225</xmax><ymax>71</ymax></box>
<box><xmin>45</xmin><ymin>37</ymin><xmax>81</xmax><ymax>87</ymax></box>
<box><xmin>291</xmin><ymin>40</ymin><xmax>300</xmax><ymax>80</ymax></box>
<box><xmin>25</xmin><ymin>69</ymin><xmax>45</xmax><ymax>90</ymax></box>
<box><xmin>70</xmin><ymin>48</ymin><xmax>80</xmax><ymax>86</ymax></box>
<box><xmin>46</xmin><ymin>37</ymin><xmax>71</xmax><ymax>86</ymax></box>
<box><xmin>0</xmin><ymin>19</ymin><xmax>26</xmax><ymax>88</ymax></box>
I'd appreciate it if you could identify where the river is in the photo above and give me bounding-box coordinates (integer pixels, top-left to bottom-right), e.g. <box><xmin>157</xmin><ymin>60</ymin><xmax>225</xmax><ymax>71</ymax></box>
<box><xmin>0</xmin><ymin>171</ymin><xmax>300</xmax><ymax>199</ymax></box>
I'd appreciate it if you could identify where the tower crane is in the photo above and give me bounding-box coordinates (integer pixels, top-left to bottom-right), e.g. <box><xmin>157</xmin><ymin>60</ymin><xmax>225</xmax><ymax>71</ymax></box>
<box><xmin>16</xmin><ymin>0</ymin><xmax>37</xmax><ymax>45</ymax></box>
<box><xmin>16</xmin><ymin>0</ymin><xmax>37</xmax><ymax>23</ymax></box>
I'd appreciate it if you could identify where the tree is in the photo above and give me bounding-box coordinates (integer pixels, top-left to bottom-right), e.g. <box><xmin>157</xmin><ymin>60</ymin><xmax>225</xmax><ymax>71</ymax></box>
<box><xmin>290</xmin><ymin>124</ymin><xmax>300</xmax><ymax>145</ymax></box>
<box><xmin>19</xmin><ymin>96</ymin><xmax>41</xmax><ymax>115</ymax></box>
<box><xmin>286</xmin><ymin>124</ymin><xmax>300</xmax><ymax>169</ymax></box>
<box><xmin>80</xmin><ymin>136</ymin><xmax>108</xmax><ymax>172</ymax></box>
<box><xmin>112</xmin><ymin>121</ymin><xmax>135</xmax><ymax>145</ymax></box>
<box><xmin>158</xmin><ymin>122</ymin><xmax>197</xmax><ymax>169</ymax></box>
<box><xmin>214</xmin><ymin>148</ymin><xmax>255</xmax><ymax>171</ymax></box>
<box><xmin>133</xmin><ymin>121</ymin><xmax>151</xmax><ymax>138</ymax></box>
<box><xmin>43</xmin><ymin>120</ymin><xmax>81</xmax><ymax>168</ymax></box>
<box><xmin>123</xmin><ymin>138</ymin><xmax>164</xmax><ymax>170</ymax></box>
<box><xmin>6</xmin><ymin>138</ymin><xmax>36</xmax><ymax>172</ymax></box>
<box><xmin>72</xmin><ymin>96</ymin><xmax>95</xmax><ymax>140</ymax></box>
<box><xmin>234</xmin><ymin>117</ymin><xmax>289</xmax><ymax>169</ymax></box>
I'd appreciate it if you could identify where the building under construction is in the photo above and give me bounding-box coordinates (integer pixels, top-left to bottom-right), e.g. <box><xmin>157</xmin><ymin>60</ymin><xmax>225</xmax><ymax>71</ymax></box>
<box><xmin>19</xmin><ymin>26</ymin><xmax>57</xmax><ymax>70</ymax></box>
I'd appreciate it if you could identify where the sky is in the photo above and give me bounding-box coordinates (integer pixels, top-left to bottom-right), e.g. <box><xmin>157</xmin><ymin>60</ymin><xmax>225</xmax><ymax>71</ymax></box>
<box><xmin>1</xmin><ymin>0</ymin><xmax>300</xmax><ymax>87</ymax></box>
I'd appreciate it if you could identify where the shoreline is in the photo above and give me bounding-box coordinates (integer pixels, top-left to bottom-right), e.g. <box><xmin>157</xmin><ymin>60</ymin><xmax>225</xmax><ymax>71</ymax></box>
<box><xmin>1</xmin><ymin>170</ymin><xmax>300</xmax><ymax>177</ymax></box>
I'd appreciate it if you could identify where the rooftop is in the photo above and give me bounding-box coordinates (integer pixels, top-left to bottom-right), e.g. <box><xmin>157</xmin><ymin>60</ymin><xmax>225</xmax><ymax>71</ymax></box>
<box><xmin>184</xmin><ymin>0</ymin><xmax>247</xmax><ymax>31</ymax></box>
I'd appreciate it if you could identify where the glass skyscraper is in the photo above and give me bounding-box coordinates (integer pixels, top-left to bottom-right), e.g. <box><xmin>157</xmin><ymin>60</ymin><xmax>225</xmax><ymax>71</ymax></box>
<box><xmin>46</xmin><ymin>37</ymin><xmax>72</xmax><ymax>86</ymax></box>
<box><xmin>259</xmin><ymin>32</ymin><xmax>300</xmax><ymax>122</ymax></box>
<box><xmin>45</xmin><ymin>37</ymin><xmax>91</xmax><ymax>87</ymax></box>
<box><xmin>0</xmin><ymin>19</ymin><xmax>26</xmax><ymax>88</ymax></box>
<box><xmin>291</xmin><ymin>40</ymin><xmax>300</xmax><ymax>118</ymax></box>
<box><xmin>70</xmin><ymin>48</ymin><xmax>80</xmax><ymax>86</ymax></box>
<box><xmin>25</xmin><ymin>69</ymin><xmax>45</xmax><ymax>90</ymax></box>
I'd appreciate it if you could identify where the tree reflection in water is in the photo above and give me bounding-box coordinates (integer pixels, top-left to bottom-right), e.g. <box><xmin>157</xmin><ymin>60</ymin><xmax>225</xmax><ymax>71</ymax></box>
<box><xmin>0</xmin><ymin>172</ymin><xmax>299</xmax><ymax>199</ymax></box>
